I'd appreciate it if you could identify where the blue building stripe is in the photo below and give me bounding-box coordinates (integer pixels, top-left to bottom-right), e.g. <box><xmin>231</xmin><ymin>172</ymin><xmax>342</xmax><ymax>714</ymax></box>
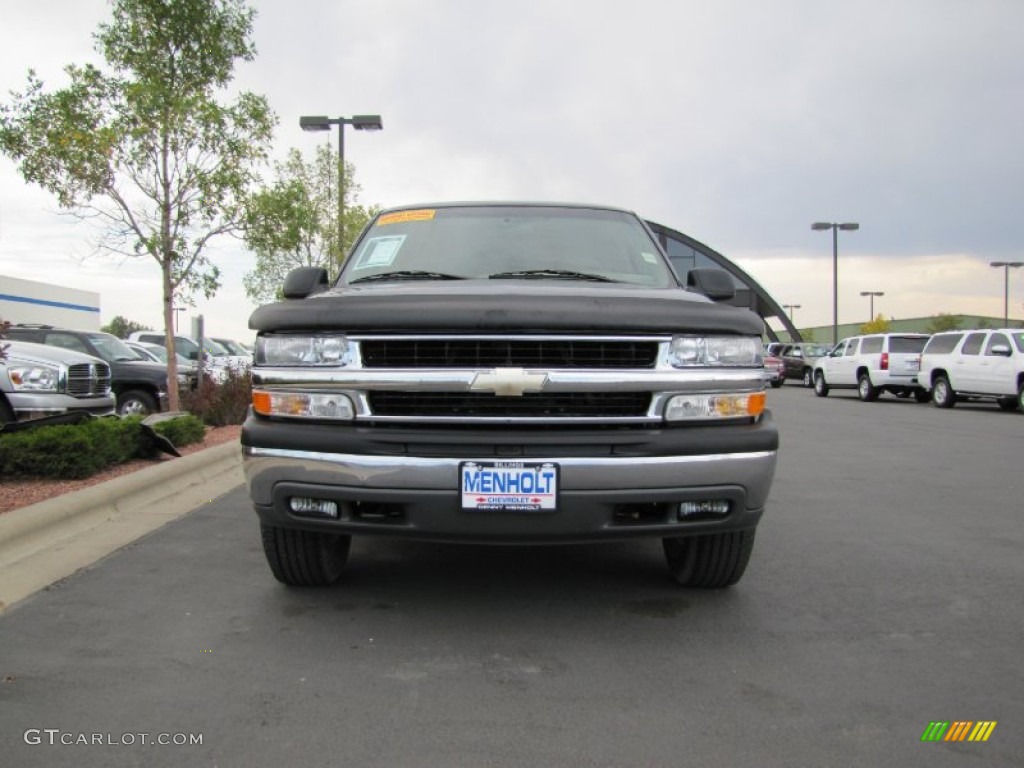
<box><xmin>0</xmin><ymin>293</ymin><xmax>100</xmax><ymax>314</ymax></box>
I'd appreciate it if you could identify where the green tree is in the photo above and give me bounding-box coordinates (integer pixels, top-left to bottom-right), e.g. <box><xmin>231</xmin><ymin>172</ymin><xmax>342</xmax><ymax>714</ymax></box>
<box><xmin>101</xmin><ymin>315</ymin><xmax>150</xmax><ymax>339</ymax></box>
<box><xmin>798</xmin><ymin>327</ymin><xmax>815</xmax><ymax>342</ymax></box>
<box><xmin>0</xmin><ymin>0</ymin><xmax>276</xmax><ymax>409</ymax></box>
<box><xmin>859</xmin><ymin>314</ymin><xmax>892</xmax><ymax>334</ymax></box>
<box><xmin>926</xmin><ymin>313</ymin><xmax>963</xmax><ymax>333</ymax></box>
<box><xmin>243</xmin><ymin>145</ymin><xmax>379</xmax><ymax>303</ymax></box>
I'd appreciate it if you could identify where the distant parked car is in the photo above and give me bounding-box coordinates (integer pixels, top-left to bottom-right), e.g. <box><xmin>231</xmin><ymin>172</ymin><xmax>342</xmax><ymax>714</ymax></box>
<box><xmin>125</xmin><ymin>341</ymin><xmax>198</xmax><ymax>389</ymax></box>
<box><xmin>763</xmin><ymin>354</ymin><xmax>784</xmax><ymax>388</ymax></box>
<box><xmin>6</xmin><ymin>325</ymin><xmax>169</xmax><ymax>416</ymax></box>
<box><xmin>1</xmin><ymin>340</ymin><xmax>115</xmax><ymax>424</ymax></box>
<box><xmin>128</xmin><ymin>332</ymin><xmax>248</xmax><ymax>373</ymax></box>
<box><xmin>813</xmin><ymin>333</ymin><xmax>930</xmax><ymax>401</ymax></box>
<box><xmin>917</xmin><ymin>329</ymin><xmax>1024</xmax><ymax>411</ymax></box>
<box><xmin>779</xmin><ymin>343</ymin><xmax>834</xmax><ymax>388</ymax></box>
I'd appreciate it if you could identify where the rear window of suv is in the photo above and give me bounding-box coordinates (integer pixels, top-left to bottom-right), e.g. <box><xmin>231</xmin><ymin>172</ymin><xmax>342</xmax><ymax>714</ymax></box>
<box><xmin>923</xmin><ymin>333</ymin><xmax>962</xmax><ymax>354</ymax></box>
<box><xmin>889</xmin><ymin>336</ymin><xmax>928</xmax><ymax>353</ymax></box>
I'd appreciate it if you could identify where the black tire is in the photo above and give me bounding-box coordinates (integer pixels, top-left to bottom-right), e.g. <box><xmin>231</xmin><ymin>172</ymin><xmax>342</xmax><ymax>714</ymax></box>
<box><xmin>932</xmin><ymin>375</ymin><xmax>956</xmax><ymax>409</ymax></box>
<box><xmin>261</xmin><ymin>524</ymin><xmax>351</xmax><ymax>586</ymax></box>
<box><xmin>802</xmin><ymin>368</ymin><xmax>813</xmax><ymax>388</ymax></box>
<box><xmin>117</xmin><ymin>389</ymin><xmax>158</xmax><ymax>416</ymax></box>
<box><xmin>996</xmin><ymin>396</ymin><xmax>1019</xmax><ymax>412</ymax></box>
<box><xmin>1019</xmin><ymin>382</ymin><xmax>1024</xmax><ymax>412</ymax></box>
<box><xmin>914</xmin><ymin>389</ymin><xmax>932</xmax><ymax>403</ymax></box>
<box><xmin>663</xmin><ymin>529</ymin><xmax>756</xmax><ymax>588</ymax></box>
<box><xmin>857</xmin><ymin>373</ymin><xmax>880</xmax><ymax>402</ymax></box>
<box><xmin>0</xmin><ymin>396</ymin><xmax>15</xmax><ymax>425</ymax></box>
<box><xmin>813</xmin><ymin>370</ymin><xmax>829</xmax><ymax>397</ymax></box>
<box><xmin>770</xmin><ymin>379</ymin><xmax>784</xmax><ymax>388</ymax></box>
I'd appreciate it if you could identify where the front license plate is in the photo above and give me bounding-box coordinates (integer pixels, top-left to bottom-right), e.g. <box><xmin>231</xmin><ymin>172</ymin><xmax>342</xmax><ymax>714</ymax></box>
<box><xmin>460</xmin><ymin>461</ymin><xmax>559</xmax><ymax>512</ymax></box>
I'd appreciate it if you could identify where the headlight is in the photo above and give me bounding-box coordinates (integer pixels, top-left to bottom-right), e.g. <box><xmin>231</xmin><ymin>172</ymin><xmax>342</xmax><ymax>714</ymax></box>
<box><xmin>256</xmin><ymin>335</ymin><xmax>352</xmax><ymax>367</ymax></box>
<box><xmin>665</xmin><ymin>391</ymin><xmax>766</xmax><ymax>422</ymax></box>
<box><xmin>8</xmin><ymin>365</ymin><xmax>60</xmax><ymax>391</ymax></box>
<box><xmin>252</xmin><ymin>390</ymin><xmax>355</xmax><ymax>421</ymax></box>
<box><xmin>668</xmin><ymin>336</ymin><xmax>762</xmax><ymax>367</ymax></box>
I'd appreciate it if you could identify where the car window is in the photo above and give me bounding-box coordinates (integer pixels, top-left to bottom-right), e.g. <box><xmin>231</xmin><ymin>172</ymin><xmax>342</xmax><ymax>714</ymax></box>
<box><xmin>860</xmin><ymin>337</ymin><xmax>883</xmax><ymax>354</ymax></box>
<box><xmin>1013</xmin><ymin>332</ymin><xmax>1024</xmax><ymax>353</ymax></box>
<box><xmin>984</xmin><ymin>333</ymin><xmax>1011</xmax><ymax>355</ymax></box>
<box><xmin>889</xmin><ymin>336</ymin><xmax>928</xmax><ymax>353</ymax></box>
<box><xmin>44</xmin><ymin>332</ymin><xmax>90</xmax><ymax>356</ymax></box>
<box><xmin>87</xmin><ymin>332</ymin><xmax>144</xmax><ymax>362</ymax></box>
<box><xmin>844</xmin><ymin>339</ymin><xmax>859</xmax><ymax>356</ymax></box>
<box><xmin>923</xmin><ymin>333</ymin><xmax>962</xmax><ymax>354</ymax></box>
<box><xmin>961</xmin><ymin>333</ymin><xmax>986</xmax><ymax>355</ymax></box>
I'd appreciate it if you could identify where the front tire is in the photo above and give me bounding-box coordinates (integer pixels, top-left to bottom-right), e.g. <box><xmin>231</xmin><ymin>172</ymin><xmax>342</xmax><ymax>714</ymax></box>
<box><xmin>261</xmin><ymin>524</ymin><xmax>352</xmax><ymax>586</ymax></box>
<box><xmin>663</xmin><ymin>529</ymin><xmax>756</xmax><ymax>588</ymax></box>
<box><xmin>932</xmin><ymin>375</ymin><xmax>956</xmax><ymax>408</ymax></box>
<box><xmin>813</xmin><ymin>370</ymin><xmax>829</xmax><ymax>397</ymax></box>
<box><xmin>858</xmin><ymin>373</ymin><xmax>880</xmax><ymax>402</ymax></box>
<box><xmin>117</xmin><ymin>389</ymin><xmax>158</xmax><ymax>416</ymax></box>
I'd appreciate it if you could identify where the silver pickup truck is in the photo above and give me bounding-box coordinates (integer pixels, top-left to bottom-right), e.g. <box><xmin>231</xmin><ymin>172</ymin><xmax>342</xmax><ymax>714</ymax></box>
<box><xmin>1</xmin><ymin>339</ymin><xmax>115</xmax><ymax>424</ymax></box>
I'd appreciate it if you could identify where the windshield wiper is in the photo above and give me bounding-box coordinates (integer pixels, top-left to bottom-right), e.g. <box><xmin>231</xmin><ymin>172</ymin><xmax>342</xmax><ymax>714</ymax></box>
<box><xmin>349</xmin><ymin>270</ymin><xmax>464</xmax><ymax>284</ymax></box>
<box><xmin>488</xmin><ymin>269</ymin><xmax>615</xmax><ymax>282</ymax></box>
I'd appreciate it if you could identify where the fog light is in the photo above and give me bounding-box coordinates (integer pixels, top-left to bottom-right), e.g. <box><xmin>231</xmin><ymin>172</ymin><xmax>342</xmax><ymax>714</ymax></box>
<box><xmin>678</xmin><ymin>500</ymin><xmax>731</xmax><ymax>519</ymax></box>
<box><xmin>289</xmin><ymin>497</ymin><xmax>340</xmax><ymax>519</ymax></box>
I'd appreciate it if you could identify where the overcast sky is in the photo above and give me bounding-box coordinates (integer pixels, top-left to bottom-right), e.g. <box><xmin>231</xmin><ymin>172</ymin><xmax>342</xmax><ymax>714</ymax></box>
<box><xmin>2</xmin><ymin>0</ymin><xmax>1024</xmax><ymax>340</ymax></box>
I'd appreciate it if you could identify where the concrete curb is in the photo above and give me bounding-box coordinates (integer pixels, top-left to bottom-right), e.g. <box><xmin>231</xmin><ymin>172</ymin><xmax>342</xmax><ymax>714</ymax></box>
<box><xmin>0</xmin><ymin>441</ymin><xmax>244</xmax><ymax>614</ymax></box>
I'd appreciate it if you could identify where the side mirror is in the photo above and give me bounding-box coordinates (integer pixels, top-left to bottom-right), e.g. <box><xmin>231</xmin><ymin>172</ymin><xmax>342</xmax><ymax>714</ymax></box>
<box><xmin>282</xmin><ymin>267</ymin><xmax>330</xmax><ymax>299</ymax></box>
<box><xmin>686</xmin><ymin>268</ymin><xmax>735</xmax><ymax>301</ymax></box>
<box><xmin>989</xmin><ymin>344</ymin><xmax>1012</xmax><ymax>357</ymax></box>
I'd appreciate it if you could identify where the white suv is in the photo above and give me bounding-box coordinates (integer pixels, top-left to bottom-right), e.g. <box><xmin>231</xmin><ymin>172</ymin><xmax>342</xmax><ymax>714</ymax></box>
<box><xmin>813</xmin><ymin>333</ymin><xmax>930</xmax><ymax>402</ymax></box>
<box><xmin>917</xmin><ymin>329</ymin><xmax>1024</xmax><ymax>411</ymax></box>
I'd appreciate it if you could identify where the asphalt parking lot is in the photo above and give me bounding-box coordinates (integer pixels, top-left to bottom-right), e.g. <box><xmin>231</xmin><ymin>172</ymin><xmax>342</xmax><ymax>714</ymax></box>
<box><xmin>1</xmin><ymin>385</ymin><xmax>1022</xmax><ymax>767</ymax></box>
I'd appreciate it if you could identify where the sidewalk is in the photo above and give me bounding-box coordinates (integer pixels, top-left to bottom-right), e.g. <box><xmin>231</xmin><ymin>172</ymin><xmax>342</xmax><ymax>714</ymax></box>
<box><xmin>0</xmin><ymin>442</ymin><xmax>243</xmax><ymax>613</ymax></box>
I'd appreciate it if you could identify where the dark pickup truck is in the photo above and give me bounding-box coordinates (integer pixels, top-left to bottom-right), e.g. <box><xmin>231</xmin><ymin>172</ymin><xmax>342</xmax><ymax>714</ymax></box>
<box><xmin>242</xmin><ymin>202</ymin><xmax>778</xmax><ymax>588</ymax></box>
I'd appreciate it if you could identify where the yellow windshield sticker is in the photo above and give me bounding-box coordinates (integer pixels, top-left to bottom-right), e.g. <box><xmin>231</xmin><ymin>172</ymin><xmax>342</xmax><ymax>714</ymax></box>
<box><xmin>378</xmin><ymin>209</ymin><xmax>436</xmax><ymax>226</ymax></box>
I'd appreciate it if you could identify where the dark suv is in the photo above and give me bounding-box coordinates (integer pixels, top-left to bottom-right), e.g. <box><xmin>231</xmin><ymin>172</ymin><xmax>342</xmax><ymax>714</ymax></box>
<box><xmin>243</xmin><ymin>202</ymin><xmax>778</xmax><ymax>589</ymax></box>
<box><xmin>6</xmin><ymin>325</ymin><xmax>169</xmax><ymax>416</ymax></box>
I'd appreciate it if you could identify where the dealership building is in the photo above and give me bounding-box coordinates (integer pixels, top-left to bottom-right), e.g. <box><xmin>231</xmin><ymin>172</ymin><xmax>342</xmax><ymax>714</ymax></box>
<box><xmin>0</xmin><ymin>274</ymin><xmax>102</xmax><ymax>331</ymax></box>
<box><xmin>646</xmin><ymin>220</ymin><xmax>798</xmax><ymax>341</ymax></box>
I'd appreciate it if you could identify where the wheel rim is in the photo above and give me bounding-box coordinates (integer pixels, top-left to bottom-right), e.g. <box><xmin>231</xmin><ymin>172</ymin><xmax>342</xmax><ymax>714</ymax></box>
<box><xmin>815</xmin><ymin>373</ymin><xmax>824</xmax><ymax>393</ymax></box>
<box><xmin>859</xmin><ymin>378</ymin><xmax>869</xmax><ymax>398</ymax></box>
<box><xmin>935</xmin><ymin>380</ymin><xmax>948</xmax><ymax>403</ymax></box>
<box><xmin>803</xmin><ymin>370</ymin><xmax>812</xmax><ymax>387</ymax></box>
<box><xmin>120</xmin><ymin>399</ymin><xmax>148</xmax><ymax>416</ymax></box>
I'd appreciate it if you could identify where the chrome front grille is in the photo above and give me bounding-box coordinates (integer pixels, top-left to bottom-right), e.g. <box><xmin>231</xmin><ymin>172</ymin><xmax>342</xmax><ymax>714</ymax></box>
<box><xmin>66</xmin><ymin>363</ymin><xmax>112</xmax><ymax>397</ymax></box>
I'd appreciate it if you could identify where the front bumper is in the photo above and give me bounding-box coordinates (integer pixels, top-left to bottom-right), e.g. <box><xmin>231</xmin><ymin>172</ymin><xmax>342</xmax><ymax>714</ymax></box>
<box><xmin>242</xmin><ymin>413</ymin><xmax>778</xmax><ymax>543</ymax></box>
<box><xmin>6</xmin><ymin>392</ymin><xmax>117</xmax><ymax>421</ymax></box>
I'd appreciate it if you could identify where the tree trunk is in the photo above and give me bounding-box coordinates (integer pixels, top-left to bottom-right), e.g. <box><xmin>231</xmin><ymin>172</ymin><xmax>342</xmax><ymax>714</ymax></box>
<box><xmin>162</xmin><ymin>261</ymin><xmax>180</xmax><ymax>411</ymax></box>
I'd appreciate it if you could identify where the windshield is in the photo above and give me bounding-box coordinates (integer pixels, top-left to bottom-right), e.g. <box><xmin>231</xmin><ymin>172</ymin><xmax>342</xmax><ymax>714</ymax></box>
<box><xmin>214</xmin><ymin>339</ymin><xmax>250</xmax><ymax>356</ymax></box>
<box><xmin>87</xmin><ymin>333</ymin><xmax>145</xmax><ymax>362</ymax></box>
<box><xmin>341</xmin><ymin>205</ymin><xmax>677</xmax><ymax>288</ymax></box>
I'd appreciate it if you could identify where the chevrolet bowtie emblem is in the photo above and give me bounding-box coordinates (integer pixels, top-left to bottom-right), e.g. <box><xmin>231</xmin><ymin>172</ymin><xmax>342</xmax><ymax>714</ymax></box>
<box><xmin>469</xmin><ymin>368</ymin><xmax>548</xmax><ymax>397</ymax></box>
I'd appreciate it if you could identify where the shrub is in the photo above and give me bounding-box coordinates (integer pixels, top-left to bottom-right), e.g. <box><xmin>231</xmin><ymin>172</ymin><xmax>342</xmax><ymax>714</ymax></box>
<box><xmin>151</xmin><ymin>413</ymin><xmax>206</xmax><ymax>447</ymax></box>
<box><xmin>0</xmin><ymin>413</ymin><xmax>208</xmax><ymax>479</ymax></box>
<box><xmin>181</xmin><ymin>365</ymin><xmax>251</xmax><ymax>426</ymax></box>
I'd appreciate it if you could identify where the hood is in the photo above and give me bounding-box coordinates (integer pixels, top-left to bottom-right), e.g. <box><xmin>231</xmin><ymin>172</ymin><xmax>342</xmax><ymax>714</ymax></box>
<box><xmin>2</xmin><ymin>340</ymin><xmax>108</xmax><ymax>368</ymax></box>
<box><xmin>249</xmin><ymin>280</ymin><xmax>764</xmax><ymax>336</ymax></box>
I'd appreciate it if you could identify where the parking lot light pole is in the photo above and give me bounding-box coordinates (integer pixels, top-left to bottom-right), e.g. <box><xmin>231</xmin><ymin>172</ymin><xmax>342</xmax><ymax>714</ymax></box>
<box><xmin>989</xmin><ymin>261</ymin><xmax>1023</xmax><ymax>326</ymax></box>
<box><xmin>783</xmin><ymin>303</ymin><xmax>801</xmax><ymax>323</ymax></box>
<box><xmin>300</xmin><ymin>114</ymin><xmax>383</xmax><ymax>270</ymax></box>
<box><xmin>860</xmin><ymin>291</ymin><xmax>884</xmax><ymax>323</ymax></box>
<box><xmin>812</xmin><ymin>221</ymin><xmax>860</xmax><ymax>344</ymax></box>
